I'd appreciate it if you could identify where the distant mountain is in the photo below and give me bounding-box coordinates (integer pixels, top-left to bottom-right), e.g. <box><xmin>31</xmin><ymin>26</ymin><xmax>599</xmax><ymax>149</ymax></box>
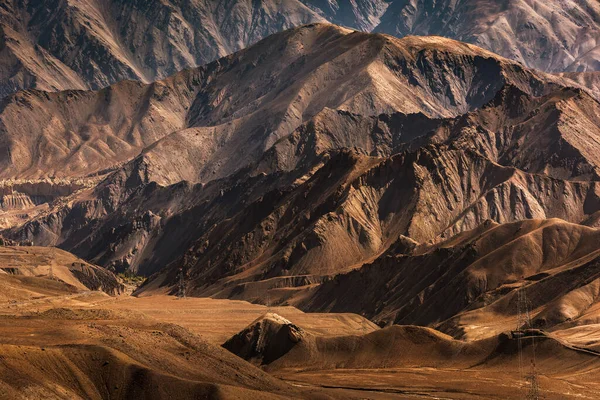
<box><xmin>0</xmin><ymin>0</ymin><xmax>325</xmax><ymax>97</ymax></box>
<box><xmin>301</xmin><ymin>0</ymin><xmax>390</xmax><ymax>30</ymax></box>
<box><xmin>374</xmin><ymin>0</ymin><xmax>600</xmax><ymax>73</ymax></box>
<box><xmin>1</xmin><ymin>0</ymin><xmax>600</xmax><ymax>99</ymax></box>
<box><xmin>2</xmin><ymin>24</ymin><xmax>559</xmax><ymax>181</ymax></box>
<box><xmin>558</xmin><ymin>71</ymin><xmax>600</xmax><ymax>100</ymax></box>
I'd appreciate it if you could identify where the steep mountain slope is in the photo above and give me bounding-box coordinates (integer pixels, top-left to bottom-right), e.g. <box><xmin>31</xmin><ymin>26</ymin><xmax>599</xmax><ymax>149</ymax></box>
<box><xmin>262</xmin><ymin>84</ymin><xmax>600</xmax><ymax>181</ymax></box>
<box><xmin>0</xmin><ymin>0</ymin><xmax>395</xmax><ymax>98</ymax></box>
<box><xmin>133</xmin><ymin>146</ymin><xmax>600</xmax><ymax>298</ymax></box>
<box><xmin>0</xmin><ymin>24</ymin><xmax>566</xmax><ymax>181</ymax></box>
<box><xmin>0</xmin><ymin>0</ymin><xmax>326</xmax><ymax>97</ymax></box>
<box><xmin>2</xmin><ymin>0</ymin><xmax>600</xmax><ymax>100</ymax></box>
<box><xmin>2</xmin><ymin>25</ymin><xmax>600</xmax><ymax>313</ymax></box>
<box><xmin>374</xmin><ymin>0</ymin><xmax>600</xmax><ymax>73</ymax></box>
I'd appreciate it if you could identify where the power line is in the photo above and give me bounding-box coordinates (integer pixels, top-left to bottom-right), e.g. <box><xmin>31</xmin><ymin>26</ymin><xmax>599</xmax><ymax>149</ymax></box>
<box><xmin>176</xmin><ymin>267</ymin><xmax>186</xmax><ymax>299</ymax></box>
<box><xmin>516</xmin><ymin>288</ymin><xmax>541</xmax><ymax>400</ymax></box>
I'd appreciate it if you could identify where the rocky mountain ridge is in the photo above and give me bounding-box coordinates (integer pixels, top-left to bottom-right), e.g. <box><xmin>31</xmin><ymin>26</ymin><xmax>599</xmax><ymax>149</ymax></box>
<box><xmin>2</xmin><ymin>26</ymin><xmax>600</xmax><ymax>342</ymax></box>
<box><xmin>2</xmin><ymin>24</ymin><xmax>570</xmax><ymax>182</ymax></box>
<box><xmin>2</xmin><ymin>0</ymin><xmax>600</xmax><ymax>99</ymax></box>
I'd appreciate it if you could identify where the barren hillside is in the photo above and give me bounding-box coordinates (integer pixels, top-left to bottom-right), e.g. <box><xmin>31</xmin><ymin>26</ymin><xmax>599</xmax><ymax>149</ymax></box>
<box><xmin>2</xmin><ymin>25</ymin><xmax>600</xmax><ymax>297</ymax></box>
<box><xmin>375</xmin><ymin>0</ymin><xmax>600</xmax><ymax>73</ymax></box>
<box><xmin>304</xmin><ymin>219</ymin><xmax>600</xmax><ymax>339</ymax></box>
<box><xmin>2</xmin><ymin>0</ymin><xmax>600</xmax><ymax>99</ymax></box>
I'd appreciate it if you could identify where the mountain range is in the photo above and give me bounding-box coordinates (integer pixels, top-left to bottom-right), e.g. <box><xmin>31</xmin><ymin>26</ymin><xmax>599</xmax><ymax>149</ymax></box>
<box><xmin>1</xmin><ymin>0</ymin><xmax>600</xmax><ymax>394</ymax></box>
<box><xmin>2</xmin><ymin>0</ymin><xmax>600</xmax><ymax>99</ymax></box>
<box><xmin>0</xmin><ymin>22</ymin><xmax>600</xmax><ymax>345</ymax></box>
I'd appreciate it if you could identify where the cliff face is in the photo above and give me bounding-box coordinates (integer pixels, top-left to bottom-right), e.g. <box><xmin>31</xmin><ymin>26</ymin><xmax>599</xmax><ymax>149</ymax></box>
<box><xmin>0</xmin><ymin>181</ymin><xmax>88</xmax><ymax>209</ymax></box>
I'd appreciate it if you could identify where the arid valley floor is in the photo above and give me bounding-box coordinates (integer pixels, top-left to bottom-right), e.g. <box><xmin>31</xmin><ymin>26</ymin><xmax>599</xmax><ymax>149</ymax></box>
<box><xmin>0</xmin><ymin>246</ymin><xmax>599</xmax><ymax>399</ymax></box>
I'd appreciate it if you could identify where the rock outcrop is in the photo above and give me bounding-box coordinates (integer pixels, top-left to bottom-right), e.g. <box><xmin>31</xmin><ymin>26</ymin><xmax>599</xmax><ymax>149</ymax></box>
<box><xmin>222</xmin><ymin>313</ymin><xmax>305</xmax><ymax>365</ymax></box>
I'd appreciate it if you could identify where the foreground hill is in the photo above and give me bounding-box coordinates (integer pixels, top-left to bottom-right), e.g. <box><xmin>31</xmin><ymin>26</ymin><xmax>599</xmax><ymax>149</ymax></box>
<box><xmin>0</xmin><ymin>245</ymin><xmax>123</xmax><ymax>299</ymax></box>
<box><xmin>7</xmin><ymin>278</ymin><xmax>596</xmax><ymax>399</ymax></box>
<box><xmin>224</xmin><ymin>314</ymin><xmax>599</xmax><ymax>373</ymax></box>
<box><xmin>0</xmin><ymin>311</ymin><xmax>301</xmax><ymax>399</ymax></box>
<box><xmin>222</xmin><ymin>313</ymin><xmax>600</xmax><ymax>398</ymax></box>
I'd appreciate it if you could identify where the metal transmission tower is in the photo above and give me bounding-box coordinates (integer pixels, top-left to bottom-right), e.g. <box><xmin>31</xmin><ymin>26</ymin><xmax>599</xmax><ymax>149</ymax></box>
<box><xmin>516</xmin><ymin>290</ymin><xmax>533</xmax><ymax>330</ymax></box>
<box><xmin>516</xmin><ymin>289</ymin><xmax>531</xmax><ymax>377</ymax></box>
<box><xmin>176</xmin><ymin>267</ymin><xmax>186</xmax><ymax>299</ymax></box>
<box><xmin>525</xmin><ymin>361</ymin><xmax>541</xmax><ymax>400</ymax></box>
<box><xmin>48</xmin><ymin>265</ymin><xmax>54</xmax><ymax>280</ymax></box>
<box><xmin>516</xmin><ymin>289</ymin><xmax>541</xmax><ymax>400</ymax></box>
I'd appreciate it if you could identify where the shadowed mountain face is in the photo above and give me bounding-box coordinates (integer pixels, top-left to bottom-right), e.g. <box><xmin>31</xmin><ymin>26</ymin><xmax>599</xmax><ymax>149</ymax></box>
<box><xmin>2</xmin><ymin>25</ymin><xmax>600</xmax><ymax>341</ymax></box>
<box><xmin>2</xmin><ymin>0</ymin><xmax>600</xmax><ymax>99</ymax></box>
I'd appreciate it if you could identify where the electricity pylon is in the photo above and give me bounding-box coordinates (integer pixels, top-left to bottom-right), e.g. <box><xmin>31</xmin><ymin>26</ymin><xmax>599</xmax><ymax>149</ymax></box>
<box><xmin>176</xmin><ymin>267</ymin><xmax>186</xmax><ymax>299</ymax></box>
<box><xmin>516</xmin><ymin>288</ymin><xmax>541</xmax><ymax>400</ymax></box>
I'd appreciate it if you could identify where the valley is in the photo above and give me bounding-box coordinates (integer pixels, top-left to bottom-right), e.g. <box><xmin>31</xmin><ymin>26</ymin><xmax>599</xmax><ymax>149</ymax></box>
<box><xmin>0</xmin><ymin>1</ymin><xmax>599</xmax><ymax>396</ymax></box>
<box><xmin>1</xmin><ymin>271</ymin><xmax>599</xmax><ymax>399</ymax></box>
